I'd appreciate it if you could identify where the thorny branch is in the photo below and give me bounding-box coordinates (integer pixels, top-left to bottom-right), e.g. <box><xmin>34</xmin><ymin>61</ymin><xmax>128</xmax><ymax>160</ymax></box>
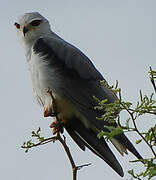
<box><xmin>21</xmin><ymin>67</ymin><xmax>156</xmax><ymax>180</ymax></box>
<box><xmin>96</xmin><ymin>67</ymin><xmax>156</xmax><ymax>179</ymax></box>
<box><xmin>57</xmin><ymin>133</ymin><xmax>91</xmax><ymax>180</ymax></box>
<box><xmin>115</xmin><ymin>70</ymin><xmax>156</xmax><ymax>158</ymax></box>
<box><xmin>22</xmin><ymin>129</ymin><xmax>91</xmax><ymax>180</ymax></box>
<box><xmin>21</xmin><ymin>89</ymin><xmax>91</xmax><ymax>180</ymax></box>
<box><xmin>119</xmin><ymin>99</ymin><xmax>156</xmax><ymax>158</ymax></box>
<box><xmin>149</xmin><ymin>66</ymin><xmax>156</xmax><ymax>93</ymax></box>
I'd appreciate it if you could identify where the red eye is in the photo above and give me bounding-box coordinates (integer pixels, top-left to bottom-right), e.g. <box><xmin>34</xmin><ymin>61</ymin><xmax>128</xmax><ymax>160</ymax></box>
<box><xmin>30</xmin><ymin>20</ymin><xmax>42</xmax><ymax>26</ymax></box>
<box><xmin>14</xmin><ymin>22</ymin><xmax>20</xmax><ymax>29</ymax></box>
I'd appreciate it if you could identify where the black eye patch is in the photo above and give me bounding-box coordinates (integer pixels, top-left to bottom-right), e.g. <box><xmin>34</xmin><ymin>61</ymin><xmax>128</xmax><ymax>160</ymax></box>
<box><xmin>30</xmin><ymin>20</ymin><xmax>42</xmax><ymax>26</ymax></box>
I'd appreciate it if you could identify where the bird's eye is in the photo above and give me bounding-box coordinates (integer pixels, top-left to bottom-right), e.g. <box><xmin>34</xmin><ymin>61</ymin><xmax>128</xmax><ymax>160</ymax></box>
<box><xmin>14</xmin><ymin>22</ymin><xmax>20</xmax><ymax>29</ymax></box>
<box><xmin>30</xmin><ymin>20</ymin><xmax>42</xmax><ymax>26</ymax></box>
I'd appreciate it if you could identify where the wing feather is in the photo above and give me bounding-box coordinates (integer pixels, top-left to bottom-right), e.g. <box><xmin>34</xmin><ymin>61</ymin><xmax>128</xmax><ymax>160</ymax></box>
<box><xmin>65</xmin><ymin>119</ymin><xmax>124</xmax><ymax>177</ymax></box>
<box><xmin>33</xmin><ymin>35</ymin><xmax>117</xmax><ymax>130</ymax></box>
<box><xmin>33</xmin><ymin>34</ymin><xmax>143</xmax><ymax>173</ymax></box>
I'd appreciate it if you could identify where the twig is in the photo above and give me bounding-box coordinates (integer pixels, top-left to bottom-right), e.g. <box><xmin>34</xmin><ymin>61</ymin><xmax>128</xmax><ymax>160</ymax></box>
<box><xmin>56</xmin><ymin>132</ymin><xmax>91</xmax><ymax>180</ymax></box>
<box><xmin>22</xmin><ymin>89</ymin><xmax>91</xmax><ymax>180</ymax></box>
<box><xmin>151</xmin><ymin>127</ymin><xmax>156</xmax><ymax>145</ymax></box>
<box><xmin>149</xmin><ymin>66</ymin><xmax>156</xmax><ymax>94</ymax></box>
<box><xmin>47</xmin><ymin>89</ymin><xmax>78</xmax><ymax>179</ymax></box>
<box><xmin>57</xmin><ymin>132</ymin><xmax>78</xmax><ymax>180</ymax></box>
<box><xmin>48</xmin><ymin>88</ymin><xmax>91</xmax><ymax>180</ymax></box>
<box><xmin>57</xmin><ymin>133</ymin><xmax>91</xmax><ymax>180</ymax></box>
<box><xmin>77</xmin><ymin>163</ymin><xmax>92</xmax><ymax>170</ymax></box>
<box><xmin>21</xmin><ymin>131</ymin><xmax>91</xmax><ymax>180</ymax></box>
<box><xmin>128</xmin><ymin>108</ymin><xmax>156</xmax><ymax>115</ymax></box>
<box><xmin>120</xmin><ymin>101</ymin><xmax>156</xmax><ymax>158</ymax></box>
<box><xmin>150</xmin><ymin>78</ymin><xmax>156</xmax><ymax>94</ymax></box>
<box><xmin>21</xmin><ymin>136</ymin><xmax>58</xmax><ymax>150</ymax></box>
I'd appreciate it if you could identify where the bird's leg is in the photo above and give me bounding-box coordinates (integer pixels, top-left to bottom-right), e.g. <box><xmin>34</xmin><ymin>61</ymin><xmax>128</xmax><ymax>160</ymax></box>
<box><xmin>46</xmin><ymin>88</ymin><xmax>64</xmax><ymax>135</ymax></box>
<box><xmin>46</xmin><ymin>88</ymin><xmax>58</xmax><ymax>114</ymax></box>
<box><xmin>43</xmin><ymin>88</ymin><xmax>58</xmax><ymax>117</ymax></box>
<box><xmin>49</xmin><ymin>120</ymin><xmax>64</xmax><ymax>135</ymax></box>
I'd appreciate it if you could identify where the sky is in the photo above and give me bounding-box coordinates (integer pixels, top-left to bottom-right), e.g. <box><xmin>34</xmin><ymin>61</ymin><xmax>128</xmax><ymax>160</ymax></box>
<box><xmin>0</xmin><ymin>0</ymin><xmax>156</xmax><ymax>180</ymax></box>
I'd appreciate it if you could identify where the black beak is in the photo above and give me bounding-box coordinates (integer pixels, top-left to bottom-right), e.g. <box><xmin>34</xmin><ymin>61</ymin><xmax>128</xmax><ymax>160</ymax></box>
<box><xmin>23</xmin><ymin>26</ymin><xmax>29</xmax><ymax>36</ymax></box>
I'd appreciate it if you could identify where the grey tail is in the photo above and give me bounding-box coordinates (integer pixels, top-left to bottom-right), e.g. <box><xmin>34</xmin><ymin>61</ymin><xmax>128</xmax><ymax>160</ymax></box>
<box><xmin>65</xmin><ymin>119</ymin><xmax>124</xmax><ymax>177</ymax></box>
<box><xmin>114</xmin><ymin>133</ymin><xmax>143</xmax><ymax>160</ymax></box>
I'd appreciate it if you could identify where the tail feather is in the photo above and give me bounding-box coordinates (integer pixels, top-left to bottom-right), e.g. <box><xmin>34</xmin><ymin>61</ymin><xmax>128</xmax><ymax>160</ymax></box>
<box><xmin>65</xmin><ymin>126</ymin><xmax>85</xmax><ymax>151</ymax></box>
<box><xmin>66</xmin><ymin>125</ymin><xmax>110</xmax><ymax>160</ymax></box>
<box><xmin>110</xmin><ymin>138</ymin><xmax>128</xmax><ymax>156</ymax></box>
<box><xmin>114</xmin><ymin>133</ymin><xmax>143</xmax><ymax>160</ymax></box>
<box><xmin>65</xmin><ymin>119</ymin><xmax>124</xmax><ymax>177</ymax></box>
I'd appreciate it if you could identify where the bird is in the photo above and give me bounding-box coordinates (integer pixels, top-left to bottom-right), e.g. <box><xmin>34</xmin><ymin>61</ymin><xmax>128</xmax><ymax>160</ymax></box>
<box><xmin>14</xmin><ymin>12</ymin><xmax>143</xmax><ymax>177</ymax></box>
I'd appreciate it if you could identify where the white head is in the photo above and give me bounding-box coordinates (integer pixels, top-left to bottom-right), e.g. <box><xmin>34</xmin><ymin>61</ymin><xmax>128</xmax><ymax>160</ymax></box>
<box><xmin>14</xmin><ymin>12</ymin><xmax>51</xmax><ymax>44</ymax></box>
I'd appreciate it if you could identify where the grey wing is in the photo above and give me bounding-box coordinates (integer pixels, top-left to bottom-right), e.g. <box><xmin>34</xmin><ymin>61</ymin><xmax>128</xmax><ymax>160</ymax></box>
<box><xmin>33</xmin><ymin>33</ymin><xmax>117</xmax><ymax>130</ymax></box>
<box><xmin>33</xmin><ymin>34</ymin><xmax>143</xmax><ymax>176</ymax></box>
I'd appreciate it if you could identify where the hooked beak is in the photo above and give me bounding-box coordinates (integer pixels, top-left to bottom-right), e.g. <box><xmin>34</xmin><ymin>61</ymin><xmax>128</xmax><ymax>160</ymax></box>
<box><xmin>23</xmin><ymin>26</ymin><xmax>29</xmax><ymax>36</ymax></box>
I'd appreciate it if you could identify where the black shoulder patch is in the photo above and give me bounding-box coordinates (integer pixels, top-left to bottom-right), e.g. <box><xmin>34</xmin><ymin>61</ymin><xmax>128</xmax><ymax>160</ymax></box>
<box><xmin>33</xmin><ymin>38</ymin><xmax>57</xmax><ymax>60</ymax></box>
<box><xmin>33</xmin><ymin>38</ymin><xmax>66</xmax><ymax>68</ymax></box>
<box><xmin>33</xmin><ymin>38</ymin><xmax>82</xmax><ymax>79</ymax></box>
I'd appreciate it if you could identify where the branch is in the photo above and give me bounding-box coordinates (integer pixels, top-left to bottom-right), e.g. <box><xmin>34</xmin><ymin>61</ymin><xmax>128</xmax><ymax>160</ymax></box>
<box><xmin>21</xmin><ymin>130</ymin><xmax>91</xmax><ymax>180</ymax></box>
<box><xmin>22</xmin><ymin>89</ymin><xmax>91</xmax><ymax>180</ymax></box>
<box><xmin>47</xmin><ymin>89</ymin><xmax>91</xmax><ymax>179</ymax></box>
<box><xmin>95</xmin><ymin>68</ymin><xmax>156</xmax><ymax>179</ymax></box>
<box><xmin>120</xmin><ymin>99</ymin><xmax>156</xmax><ymax>158</ymax></box>
<box><xmin>149</xmin><ymin>66</ymin><xmax>156</xmax><ymax>93</ymax></box>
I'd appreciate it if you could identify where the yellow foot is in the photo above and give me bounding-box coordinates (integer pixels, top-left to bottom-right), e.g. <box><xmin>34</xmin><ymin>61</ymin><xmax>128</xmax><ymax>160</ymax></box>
<box><xmin>49</xmin><ymin>122</ymin><xmax>57</xmax><ymax>135</ymax></box>
<box><xmin>49</xmin><ymin>121</ymin><xmax>64</xmax><ymax>134</ymax></box>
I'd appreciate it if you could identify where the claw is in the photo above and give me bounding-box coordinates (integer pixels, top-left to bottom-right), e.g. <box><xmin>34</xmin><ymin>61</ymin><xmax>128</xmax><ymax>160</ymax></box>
<box><xmin>49</xmin><ymin>121</ymin><xmax>56</xmax><ymax>128</ymax></box>
<box><xmin>49</xmin><ymin>121</ymin><xmax>64</xmax><ymax>134</ymax></box>
<box><xmin>49</xmin><ymin>122</ymin><xmax>58</xmax><ymax>135</ymax></box>
<box><xmin>53</xmin><ymin>127</ymin><xmax>57</xmax><ymax>135</ymax></box>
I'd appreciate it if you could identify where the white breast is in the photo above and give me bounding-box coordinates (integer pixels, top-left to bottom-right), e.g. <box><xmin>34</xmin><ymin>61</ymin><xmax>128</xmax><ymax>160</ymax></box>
<box><xmin>27</xmin><ymin>51</ymin><xmax>78</xmax><ymax>120</ymax></box>
<box><xmin>28</xmin><ymin>52</ymin><xmax>48</xmax><ymax>106</ymax></box>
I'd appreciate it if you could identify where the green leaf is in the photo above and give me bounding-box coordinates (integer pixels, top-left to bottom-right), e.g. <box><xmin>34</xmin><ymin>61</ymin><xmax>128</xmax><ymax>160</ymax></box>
<box><xmin>97</xmin><ymin>126</ymin><xmax>123</xmax><ymax>141</ymax></box>
<box><xmin>37</xmin><ymin>127</ymin><xmax>41</xmax><ymax>134</ymax></box>
<box><xmin>39</xmin><ymin>137</ymin><xmax>45</xmax><ymax>141</ymax></box>
<box><xmin>136</xmin><ymin>139</ymin><xmax>142</xmax><ymax>144</ymax></box>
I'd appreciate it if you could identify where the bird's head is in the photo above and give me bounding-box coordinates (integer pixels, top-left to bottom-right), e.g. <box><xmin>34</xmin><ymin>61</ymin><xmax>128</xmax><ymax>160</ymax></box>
<box><xmin>14</xmin><ymin>12</ymin><xmax>51</xmax><ymax>44</ymax></box>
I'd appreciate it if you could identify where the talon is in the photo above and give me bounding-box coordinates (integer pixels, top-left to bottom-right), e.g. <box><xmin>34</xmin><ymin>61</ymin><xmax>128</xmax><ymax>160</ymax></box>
<box><xmin>49</xmin><ymin>121</ymin><xmax>64</xmax><ymax>134</ymax></box>
<box><xmin>49</xmin><ymin>122</ymin><xmax>56</xmax><ymax>128</ymax></box>
<box><xmin>49</xmin><ymin>122</ymin><xmax>58</xmax><ymax>135</ymax></box>
<box><xmin>53</xmin><ymin>127</ymin><xmax>57</xmax><ymax>135</ymax></box>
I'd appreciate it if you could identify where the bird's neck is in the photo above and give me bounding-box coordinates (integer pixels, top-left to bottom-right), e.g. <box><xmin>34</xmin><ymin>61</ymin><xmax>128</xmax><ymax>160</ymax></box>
<box><xmin>23</xmin><ymin>40</ymin><xmax>35</xmax><ymax>62</ymax></box>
